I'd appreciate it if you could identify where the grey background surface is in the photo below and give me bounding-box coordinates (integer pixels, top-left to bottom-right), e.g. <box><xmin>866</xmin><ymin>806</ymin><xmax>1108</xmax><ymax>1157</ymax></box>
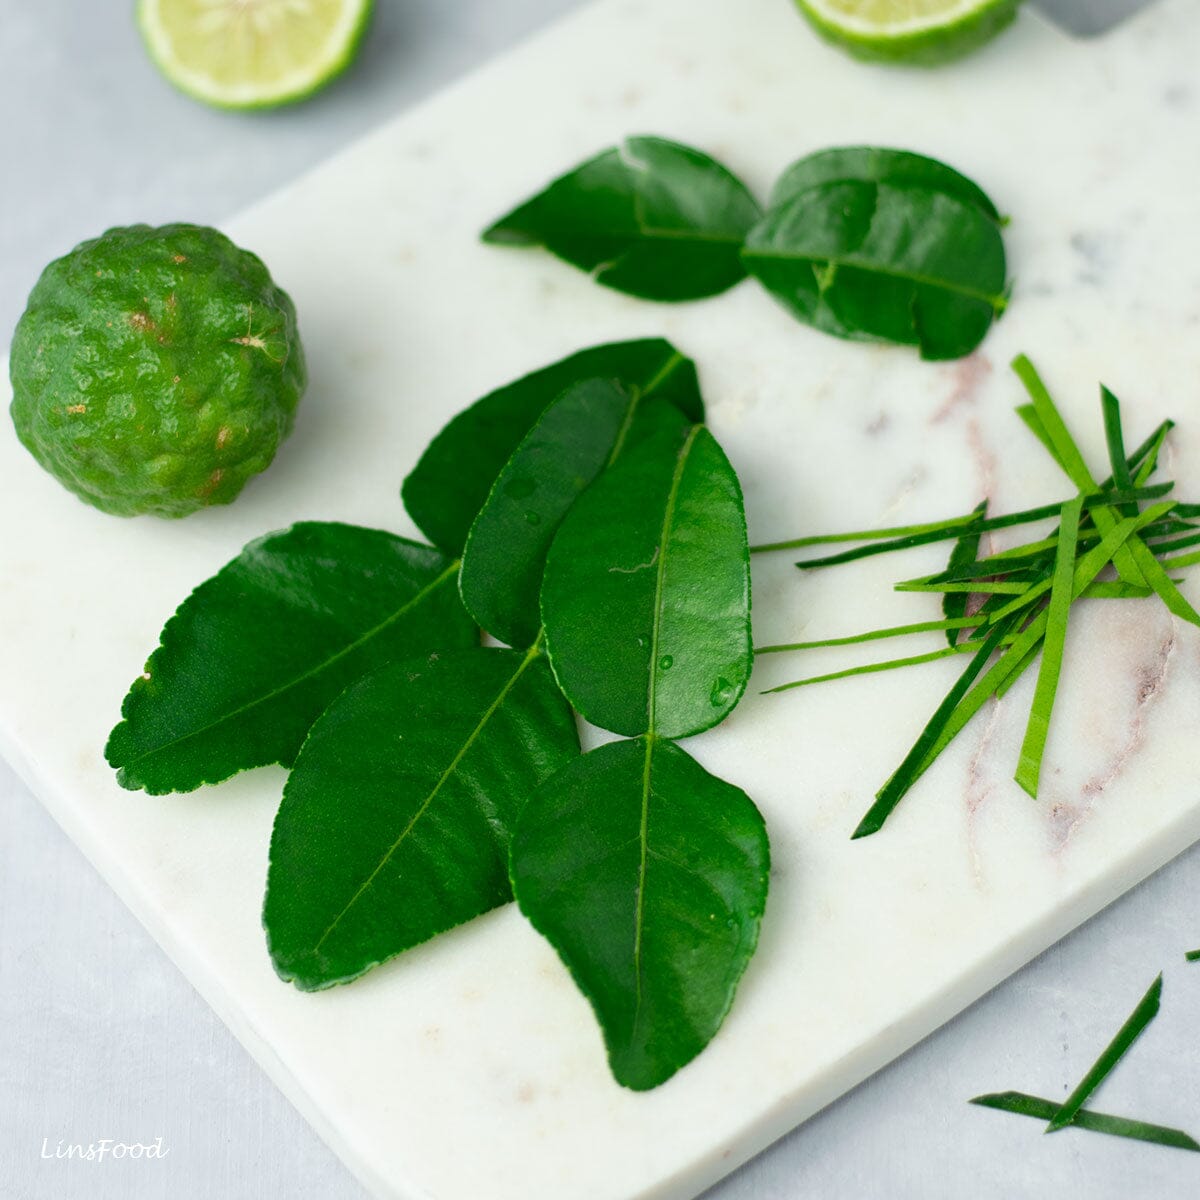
<box><xmin>3</xmin><ymin>2</ymin><xmax>1194</xmax><ymax>1199</ymax></box>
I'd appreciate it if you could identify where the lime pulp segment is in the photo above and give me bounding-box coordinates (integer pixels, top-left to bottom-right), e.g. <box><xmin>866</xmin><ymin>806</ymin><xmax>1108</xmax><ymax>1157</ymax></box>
<box><xmin>794</xmin><ymin>0</ymin><xmax>1021</xmax><ymax>64</ymax></box>
<box><xmin>138</xmin><ymin>0</ymin><xmax>374</xmax><ymax>109</ymax></box>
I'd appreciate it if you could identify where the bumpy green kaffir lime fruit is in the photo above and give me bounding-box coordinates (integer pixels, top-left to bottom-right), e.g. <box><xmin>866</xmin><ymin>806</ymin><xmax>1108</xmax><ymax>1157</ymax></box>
<box><xmin>9</xmin><ymin>223</ymin><xmax>306</xmax><ymax>518</ymax></box>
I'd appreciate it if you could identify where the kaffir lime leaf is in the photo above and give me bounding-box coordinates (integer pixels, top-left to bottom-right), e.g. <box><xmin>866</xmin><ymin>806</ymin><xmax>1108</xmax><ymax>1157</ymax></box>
<box><xmin>9</xmin><ymin>223</ymin><xmax>306</xmax><ymax>519</ymax></box>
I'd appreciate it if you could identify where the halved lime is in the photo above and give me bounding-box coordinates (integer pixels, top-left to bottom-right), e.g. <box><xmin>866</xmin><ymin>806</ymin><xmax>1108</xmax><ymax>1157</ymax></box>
<box><xmin>794</xmin><ymin>0</ymin><xmax>1022</xmax><ymax>66</ymax></box>
<box><xmin>137</xmin><ymin>0</ymin><xmax>374</xmax><ymax>110</ymax></box>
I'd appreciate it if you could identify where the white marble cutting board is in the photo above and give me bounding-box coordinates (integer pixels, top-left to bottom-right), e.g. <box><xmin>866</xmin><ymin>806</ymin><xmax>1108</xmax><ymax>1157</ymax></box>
<box><xmin>3</xmin><ymin>1</ymin><xmax>1200</xmax><ymax>1197</ymax></box>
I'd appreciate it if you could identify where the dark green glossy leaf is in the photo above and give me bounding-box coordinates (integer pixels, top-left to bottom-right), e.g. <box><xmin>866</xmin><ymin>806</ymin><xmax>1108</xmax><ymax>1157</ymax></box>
<box><xmin>971</xmin><ymin>1092</ymin><xmax>1200</xmax><ymax>1152</ymax></box>
<box><xmin>510</xmin><ymin>736</ymin><xmax>769</xmax><ymax>1090</ymax></box>
<box><xmin>541</xmin><ymin>423</ymin><xmax>752</xmax><ymax>739</ymax></box>
<box><xmin>484</xmin><ymin>136</ymin><xmax>762</xmax><ymax>302</ymax></box>
<box><xmin>265</xmin><ymin>646</ymin><xmax>579</xmax><ymax>990</ymax></box>
<box><xmin>460</xmin><ymin>378</ymin><xmax>634</xmax><ymax>649</ymax></box>
<box><xmin>106</xmin><ymin>523</ymin><xmax>476</xmax><ymax>795</ymax></box>
<box><xmin>741</xmin><ymin>179</ymin><xmax>1007</xmax><ymax>360</ymax></box>
<box><xmin>402</xmin><ymin>338</ymin><xmax>704</xmax><ymax>555</ymax></box>
<box><xmin>770</xmin><ymin>146</ymin><xmax>1001</xmax><ymax>221</ymax></box>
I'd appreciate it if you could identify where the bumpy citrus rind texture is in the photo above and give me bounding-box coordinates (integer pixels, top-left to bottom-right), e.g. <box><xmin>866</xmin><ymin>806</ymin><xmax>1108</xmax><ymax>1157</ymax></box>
<box><xmin>795</xmin><ymin>0</ymin><xmax>1021</xmax><ymax>66</ymax></box>
<box><xmin>9</xmin><ymin>223</ymin><xmax>306</xmax><ymax>518</ymax></box>
<box><xmin>136</xmin><ymin>0</ymin><xmax>374</xmax><ymax>111</ymax></box>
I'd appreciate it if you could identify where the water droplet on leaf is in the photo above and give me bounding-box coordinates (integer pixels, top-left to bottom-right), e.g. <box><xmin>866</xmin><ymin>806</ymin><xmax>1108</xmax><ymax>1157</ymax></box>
<box><xmin>710</xmin><ymin>677</ymin><xmax>734</xmax><ymax>707</ymax></box>
<box><xmin>524</xmin><ymin>510</ymin><xmax>541</xmax><ymax>526</ymax></box>
<box><xmin>659</xmin><ymin>655</ymin><xmax>673</xmax><ymax>670</ymax></box>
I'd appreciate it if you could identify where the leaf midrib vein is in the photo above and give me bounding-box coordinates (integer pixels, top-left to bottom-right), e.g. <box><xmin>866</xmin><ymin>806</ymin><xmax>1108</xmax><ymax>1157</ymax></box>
<box><xmin>605</xmin><ymin>351</ymin><xmax>686</xmax><ymax>467</ymax></box>
<box><xmin>536</xmin><ymin>221</ymin><xmax>746</xmax><ymax>248</ymax></box>
<box><xmin>742</xmin><ymin>247</ymin><xmax>1005</xmax><ymax>308</ymax></box>
<box><xmin>311</xmin><ymin>640</ymin><xmax>542</xmax><ymax>956</ymax></box>
<box><xmin>632</xmin><ymin>426</ymin><xmax>699</xmax><ymax>1028</ymax></box>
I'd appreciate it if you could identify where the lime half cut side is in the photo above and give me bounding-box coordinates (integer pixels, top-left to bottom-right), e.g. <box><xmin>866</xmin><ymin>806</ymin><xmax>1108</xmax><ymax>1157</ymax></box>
<box><xmin>794</xmin><ymin>0</ymin><xmax>1022</xmax><ymax>65</ymax></box>
<box><xmin>137</xmin><ymin>0</ymin><xmax>374</xmax><ymax>109</ymax></box>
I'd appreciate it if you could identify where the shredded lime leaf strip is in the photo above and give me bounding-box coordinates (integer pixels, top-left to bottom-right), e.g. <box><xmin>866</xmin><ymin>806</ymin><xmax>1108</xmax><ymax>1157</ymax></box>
<box><xmin>1011</xmin><ymin>358</ymin><xmax>1092</xmax><ymax>488</ymax></box>
<box><xmin>898</xmin><ymin>579</ymin><xmax>1039</xmax><ymax>596</ymax></box>
<box><xmin>751</xmin><ymin>512</ymin><xmax>979</xmax><ymax>554</ymax></box>
<box><xmin>1135</xmin><ymin>431</ymin><xmax>1174</xmax><ymax>486</ymax></box>
<box><xmin>943</xmin><ymin>500</ymin><xmax>988</xmax><ymax>646</ymax></box>
<box><xmin>1015</xmin><ymin>403</ymin><xmax>1065</xmax><ymax>471</ymax></box>
<box><xmin>1014</xmin><ymin>497</ymin><xmax>1082</xmax><ymax>798</ymax></box>
<box><xmin>903</xmin><ymin>501</ymin><xmax>1180</xmax><ymax>587</ymax></box>
<box><xmin>852</xmin><ymin>617</ymin><xmax>1016</xmax><ymax>839</ymax></box>
<box><xmin>1147</xmin><ymin>530</ymin><xmax>1200</xmax><ymax>556</ymax></box>
<box><xmin>1014</xmin><ymin>353</ymin><xmax>1148</xmax><ymax>588</ymax></box>
<box><xmin>1185</xmin><ymin>950</ymin><xmax>1200</xmax><ymax>962</ymax></box>
<box><xmin>760</xmin><ymin>575</ymin><xmax>1155</xmax><ymax>664</ymax></box>
<box><xmin>971</xmin><ymin>1091</ymin><xmax>1200</xmax><ymax>1152</ymax></box>
<box><xmin>1102</xmin><ymin>385</ymin><xmax>1139</xmax><ymax>518</ymax></box>
<box><xmin>923</xmin><ymin>507</ymin><xmax>1168</xmax><ymax>732</ymax></box>
<box><xmin>1130</xmin><ymin>420</ymin><xmax>1175</xmax><ymax>484</ymax></box>
<box><xmin>994</xmin><ymin>640</ymin><xmax>1041</xmax><ymax>701</ymax></box>
<box><xmin>763</xmin><ymin>645</ymin><xmax>972</xmax><ymax>694</ymax></box>
<box><xmin>1046</xmin><ymin>974</ymin><xmax>1164</xmax><ymax>1133</ymax></box>
<box><xmin>777</xmin><ymin>486</ymin><xmax>1170</xmax><ymax>567</ymax></box>
<box><xmin>1080</xmin><ymin>581</ymin><xmax>1158</xmax><ymax>600</ymax></box>
<box><xmin>906</xmin><ymin>517</ymin><xmax>1190</xmax><ymax>590</ymax></box>
<box><xmin>1159</xmin><ymin>549</ymin><xmax>1200</xmax><ymax>571</ymax></box>
<box><xmin>752</xmin><ymin>407</ymin><xmax>1171</xmax><ymax>557</ymax></box>
<box><xmin>755</xmin><ymin>615</ymin><xmax>981</xmax><ymax>654</ymax></box>
<box><xmin>865</xmin><ymin>506</ymin><xmax>1168</xmax><ymax>831</ymax></box>
<box><xmin>1124</xmin><ymin>537</ymin><xmax>1200</xmax><ymax>628</ymax></box>
<box><xmin>984</xmin><ymin>502</ymin><xmax>1176</xmax><ymax>621</ymax></box>
<box><xmin>1095</xmin><ymin>382</ymin><xmax>1200</xmax><ymax>627</ymax></box>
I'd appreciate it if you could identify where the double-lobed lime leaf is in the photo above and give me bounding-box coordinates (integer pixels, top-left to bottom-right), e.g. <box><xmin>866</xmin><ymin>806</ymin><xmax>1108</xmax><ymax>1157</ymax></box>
<box><xmin>106</xmin><ymin>522</ymin><xmax>476</xmax><ymax>794</ymax></box>
<box><xmin>541</xmin><ymin>420</ymin><xmax>752</xmax><ymax>738</ymax></box>
<box><xmin>748</xmin><ymin>146</ymin><xmax>1007</xmax><ymax>361</ymax></box>
<box><xmin>742</xmin><ymin>175</ymin><xmax>1007</xmax><ymax>360</ymax></box>
<box><xmin>509</xmin><ymin>736</ymin><xmax>769</xmax><ymax>1090</ymax></box>
<box><xmin>526</xmin><ymin>413</ymin><xmax>763</xmax><ymax>1088</ymax></box>
<box><xmin>484</xmin><ymin>136</ymin><xmax>762</xmax><ymax>302</ymax></box>
<box><xmin>402</xmin><ymin>337</ymin><xmax>704</xmax><ymax>556</ymax></box>
<box><xmin>265</xmin><ymin>646</ymin><xmax>579</xmax><ymax>990</ymax></box>
<box><xmin>484</xmin><ymin>138</ymin><xmax>1008</xmax><ymax>359</ymax></box>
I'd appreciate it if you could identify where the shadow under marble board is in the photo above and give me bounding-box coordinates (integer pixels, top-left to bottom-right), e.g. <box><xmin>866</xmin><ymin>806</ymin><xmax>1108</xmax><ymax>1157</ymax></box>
<box><xmin>2</xmin><ymin>0</ymin><xmax>1199</xmax><ymax>1197</ymax></box>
